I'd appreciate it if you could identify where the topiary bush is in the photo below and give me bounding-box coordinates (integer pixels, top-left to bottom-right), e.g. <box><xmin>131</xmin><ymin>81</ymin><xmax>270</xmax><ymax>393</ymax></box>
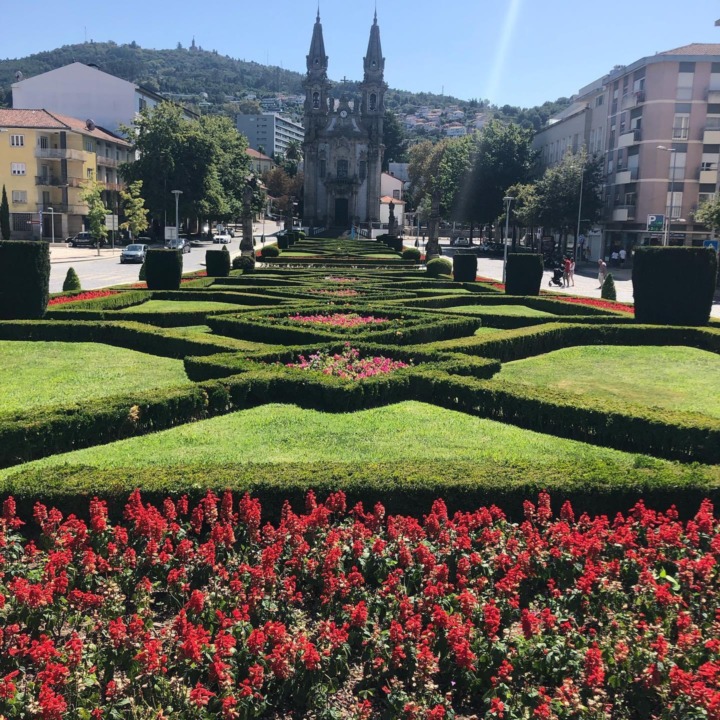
<box><xmin>633</xmin><ymin>247</ymin><xmax>717</xmax><ymax>325</ymax></box>
<box><xmin>233</xmin><ymin>255</ymin><xmax>256</xmax><ymax>273</ymax></box>
<box><xmin>62</xmin><ymin>267</ymin><xmax>82</xmax><ymax>292</ymax></box>
<box><xmin>601</xmin><ymin>273</ymin><xmax>617</xmax><ymax>301</ymax></box>
<box><xmin>0</xmin><ymin>240</ymin><xmax>51</xmax><ymax>319</ymax></box>
<box><xmin>260</xmin><ymin>244</ymin><xmax>280</xmax><ymax>259</ymax></box>
<box><xmin>205</xmin><ymin>248</ymin><xmax>231</xmax><ymax>277</ymax></box>
<box><xmin>145</xmin><ymin>249</ymin><xmax>182</xmax><ymax>290</ymax></box>
<box><xmin>505</xmin><ymin>253</ymin><xmax>544</xmax><ymax>296</ymax></box>
<box><xmin>426</xmin><ymin>258</ymin><xmax>453</xmax><ymax>278</ymax></box>
<box><xmin>402</xmin><ymin>247</ymin><xmax>421</xmax><ymax>262</ymax></box>
<box><xmin>453</xmin><ymin>253</ymin><xmax>478</xmax><ymax>282</ymax></box>
<box><xmin>138</xmin><ymin>261</ymin><xmax>146</xmax><ymax>281</ymax></box>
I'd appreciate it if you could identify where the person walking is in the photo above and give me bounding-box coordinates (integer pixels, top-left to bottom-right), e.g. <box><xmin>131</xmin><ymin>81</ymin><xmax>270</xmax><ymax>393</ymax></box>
<box><xmin>619</xmin><ymin>247</ymin><xmax>627</xmax><ymax>267</ymax></box>
<box><xmin>569</xmin><ymin>257</ymin><xmax>575</xmax><ymax>287</ymax></box>
<box><xmin>598</xmin><ymin>258</ymin><xmax>607</xmax><ymax>288</ymax></box>
<box><xmin>563</xmin><ymin>256</ymin><xmax>572</xmax><ymax>288</ymax></box>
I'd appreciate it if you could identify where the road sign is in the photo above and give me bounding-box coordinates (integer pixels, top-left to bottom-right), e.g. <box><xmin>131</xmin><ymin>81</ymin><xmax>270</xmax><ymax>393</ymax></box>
<box><xmin>104</xmin><ymin>214</ymin><xmax>118</xmax><ymax>231</ymax></box>
<box><xmin>704</xmin><ymin>239</ymin><xmax>719</xmax><ymax>253</ymax></box>
<box><xmin>647</xmin><ymin>214</ymin><xmax>664</xmax><ymax>232</ymax></box>
<box><xmin>165</xmin><ymin>227</ymin><xmax>178</xmax><ymax>241</ymax></box>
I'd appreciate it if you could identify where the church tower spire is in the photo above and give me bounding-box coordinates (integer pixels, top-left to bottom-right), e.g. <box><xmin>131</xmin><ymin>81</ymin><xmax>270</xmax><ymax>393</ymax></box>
<box><xmin>306</xmin><ymin>10</ymin><xmax>328</xmax><ymax>77</ymax></box>
<box><xmin>363</xmin><ymin>10</ymin><xmax>384</xmax><ymax>82</ymax></box>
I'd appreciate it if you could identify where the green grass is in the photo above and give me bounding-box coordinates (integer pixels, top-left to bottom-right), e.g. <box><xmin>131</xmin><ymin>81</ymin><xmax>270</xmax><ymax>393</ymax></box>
<box><xmin>497</xmin><ymin>345</ymin><xmax>720</xmax><ymax>419</ymax></box>
<box><xmin>120</xmin><ymin>300</ymin><xmax>245</xmax><ymax>313</ymax></box>
<box><xmin>445</xmin><ymin>304</ymin><xmax>556</xmax><ymax>317</ymax></box>
<box><xmin>0</xmin><ymin>400</ymin><xmax>701</xmax><ymax>480</ymax></box>
<box><xmin>0</xmin><ymin>341</ymin><xmax>191</xmax><ymax>414</ymax></box>
<box><xmin>164</xmin><ymin>325</ymin><xmax>212</xmax><ymax>335</ymax></box>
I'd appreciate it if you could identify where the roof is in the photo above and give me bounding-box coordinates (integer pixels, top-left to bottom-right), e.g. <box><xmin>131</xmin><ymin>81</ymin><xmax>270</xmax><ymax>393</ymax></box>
<box><xmin>0</xmin><ymin>108</ymin><xmax>130</xmax><ymax>145</ymax></box>
<box><xmin>0</xmin><ymin>108</ymin><xmax>67</xmax><ymax>129</ymax></box>
<box><xmin>246</xmin><ymin>148</ymin><xmax>273</xmax><ymax>161</ymax></box>
<box><xmin>380</xmin><ymin>195</ymin><xmax>406</xmax><ymax>204</ymax></box>
<box><xmin>659</xmin><ymin>43</ymin><xmax>720</xmax><ymax>56</ymax></box>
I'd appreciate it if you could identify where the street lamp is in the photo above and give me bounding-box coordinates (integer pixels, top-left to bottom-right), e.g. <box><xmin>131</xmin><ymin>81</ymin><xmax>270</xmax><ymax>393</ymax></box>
<box><xmin>657</xmin><ymin>146</ymin><xmax>677</xmax><ymax>246</ymax></box>
<box><xmin>171</xmin><ymin>190</ymin><xmax>183</xmax><ymax>241</ymax></box>
<box><xmin>47</xmin><ymin>207</ymin><xmax>55</xmax><ymax>244</ymax></box>
<box><xmin>502</xmin><ymin>196</ymin><xmax>514</xmax><ymax>283</ymax></box>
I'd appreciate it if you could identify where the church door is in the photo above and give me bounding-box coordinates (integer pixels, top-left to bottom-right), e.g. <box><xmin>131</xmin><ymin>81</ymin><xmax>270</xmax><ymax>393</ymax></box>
<box><xmin>334</xmin><ymin>198</ymin><xmax>349</xmax><ymax>227</ymax></box>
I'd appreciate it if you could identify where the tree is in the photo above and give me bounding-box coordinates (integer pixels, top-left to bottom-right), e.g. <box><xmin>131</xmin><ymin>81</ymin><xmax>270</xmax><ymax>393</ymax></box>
<box><xmin>695</xmin><ymin>194</ymin><xmax>720</xmax><ymax>234</ymax></box>
<box><xmin>119</xmin><ymin>180</ymin><xmax>149</xmax><ymax>239</ymax></box>
<box><xmin>0</xmin><ymin>185</ymin><xmax>9</xmax><ymax>240</ymax></box>
<box><xmin>505</xmin><ymin>182</ymin><xmax>541</xmax><ymax>249</ymax></box>
<box><xmin>382</xmin><ymin>110</ymin><xmax>408</xmax><ymax>171</ymax></box>
<box><xmin>80</xmin><ymin>180</ymin><xmax>108</xmax><ymax>253</ymax></box>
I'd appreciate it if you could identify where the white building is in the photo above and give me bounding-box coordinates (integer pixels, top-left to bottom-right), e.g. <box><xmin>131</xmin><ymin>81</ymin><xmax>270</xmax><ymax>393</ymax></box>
<box><xmin>236</xmin><ymin>113</ymin><xmax>304</xmax><ymax>158</ymax></box>
<box><xmin>12</xmin><ymin>62</ymin><xmax>172</xmax><ymax>135</ymax></box>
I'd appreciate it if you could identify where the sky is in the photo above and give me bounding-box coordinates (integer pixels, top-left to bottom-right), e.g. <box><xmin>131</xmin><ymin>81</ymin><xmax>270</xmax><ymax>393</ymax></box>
<box><xmin>2</xmin><ymin>1</ymin><xmax>720</xmax><ymax>108</ymax></box>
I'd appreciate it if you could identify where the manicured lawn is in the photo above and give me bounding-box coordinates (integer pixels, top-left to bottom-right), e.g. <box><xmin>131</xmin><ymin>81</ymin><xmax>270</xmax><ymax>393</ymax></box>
<box><xmin>0</xmin><ymin>341</ymin><xmax>191</xmax><ymax>414</ymax></box>
<box><xmin>0</xmin><ymin>400</ymin><xmax>698</xmax><ymax>479</ymax></box>
<box><xmin>497</xmin><ymin>345</ymin><xmax>720</xmax><ymax>418</ymax></box>
<box><xmin>445</xmin><ymin>304</ymin><xmax>556</xmax><ymax>317</ymax></box>
<box><xmin>120</xmin><ymin>300</ymin><xmax>245</xmax><ymax>313</ymax></box>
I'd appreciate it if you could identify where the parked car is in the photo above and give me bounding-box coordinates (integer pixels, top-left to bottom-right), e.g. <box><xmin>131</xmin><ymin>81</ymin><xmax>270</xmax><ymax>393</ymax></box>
<box><xmin>213</xmin><ymin>233</ymin><xmax>233</xmax><ymax>244</ymax></box>
<box><xmin>166</xmin><ymin>238</ymin><xmax>191</xmax><ymax>253</ymax></box>
<box><xmin>450</xmin><ymin>237</ymin><xmax>472</xmax><ymax>247</ymax></box>
<box><xmin>67</xmin><ymin>231</ymin><xmax>107</xmax><ymax>248</ymax></box>
<box><xmin>120</xmin><ymin>244</ymin><xmax>148</xmax><ymax>264</ymax></box>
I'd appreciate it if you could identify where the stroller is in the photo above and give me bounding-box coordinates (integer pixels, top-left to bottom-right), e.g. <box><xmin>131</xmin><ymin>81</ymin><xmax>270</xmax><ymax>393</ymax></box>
<box><xmin>548</xmin><ymin>266</ymin><xmax>564</xmax><ymax>287</ymax></box>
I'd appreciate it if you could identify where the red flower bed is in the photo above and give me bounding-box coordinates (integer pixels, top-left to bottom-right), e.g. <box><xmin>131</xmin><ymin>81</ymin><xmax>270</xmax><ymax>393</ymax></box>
<box><xmin>288</xmin><ymin>312</ymin><xmax>389</xmax><ymax>328</ymax></box>
<box><xmin>0</xmin><ymin>491</ymin><xmax>718</xmax><ymax>718</ymax></box>
<box><xmin>48</xmin><ymin>290</ymin><xmax>119</xmax><ymax>306</ymax></box>
<box><xmin>557</xmin><ymin>296</ymin><xmax>634</xmax><ymax>314</ymax></box>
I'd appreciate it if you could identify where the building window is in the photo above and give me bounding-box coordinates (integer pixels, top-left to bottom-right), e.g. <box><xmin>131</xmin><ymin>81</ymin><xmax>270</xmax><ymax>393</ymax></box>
<box><xmin>319</xmin><ymin>160</ymin><xmax>326</xmax><ymax>178</ymax></box>
<box><xmin>85</xmin><ymin>139</ymin><xmax>94</xmax><ymax>152</ymax></box>
<box><xmin>337</xmin><ymin>159</ymin><xmax>348</xmax><ymax>179</ymax></box>
<box><xmin>595</xmin><ymin>95</ymin><xmax>604</xmax><ymax>107</ymax></box>
<box><xmin>138</xmin><ymin>97</ymin><xmax>147</xmax><ymax>112</ymax></box>
<box><xmin>699</xmin><ymin>192</ymin><xmax>716</xmax><ymax>205</ymax></box>
<box><xmin>11</xmin><ymin>190</ymin><xmax>27</xmax><ymax>204</ymax></box>
<box><xmin>673</xmin><ymin>114</ymin><xmax>690</xmax><ymax>140</ymax></box>
<box><xmin>667</xmin><ymin>191</ymin><xmax>683</xmax><ymax>217</ymax></box>
<box><xmin>313</xmin><ymin>92</ymin><xmax>320</xmax><ymax>109</ymax></box>
<box><xmin>393</xmin><ymin>189</ymin><xmax>400</xmax><ymax>199</ymax></box>
<box><xmin>37</xmin><ymin>135</ymin><xmax>49</xmax><ymax>149</ymax></box>
<box><xmin>10</xmin><ymin>135</ymin><xmax>24</xmax><ymax>147</ymax></box>
<box><xmin>677</xmin><ymin>71</ymin><xmax>694</xmax><ymax>101</ymax></box>
<box><xmin>87</xmin><ymin>168</ymin><xmax>94</xmax><ymax>180</ymax></box>
<box><xmin>11</xmin><ymin>163</ymin><xmax>25</xmax><ymax>175</ymax></box>
<box><xmin>12</xmin><ymin>213</ymin><xmax>33</xmax><ymax>232</ymax></box>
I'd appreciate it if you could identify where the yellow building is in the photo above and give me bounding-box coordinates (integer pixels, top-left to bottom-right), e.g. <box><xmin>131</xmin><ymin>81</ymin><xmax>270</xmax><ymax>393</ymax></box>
<box><xmin>0</xmin><ymin>109</ymin><xmax>131</xmax><ymax>240</ymax></box>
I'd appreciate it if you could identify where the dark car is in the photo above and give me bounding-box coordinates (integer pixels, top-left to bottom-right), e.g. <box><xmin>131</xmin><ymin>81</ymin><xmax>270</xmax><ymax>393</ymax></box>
<box><xmin>120</xmin><ymin>244</ymin><xmax>148</xmax><ymax>263</ymax></box>
<box><xmin>67</xmin><ymin>231</ymin><xmax>107</xmax><ymax>248</ymax></box>
<box><xmin>166</xmin><ymin>238</ymin><xmax>191</xmax><ymax>253</ymax></box>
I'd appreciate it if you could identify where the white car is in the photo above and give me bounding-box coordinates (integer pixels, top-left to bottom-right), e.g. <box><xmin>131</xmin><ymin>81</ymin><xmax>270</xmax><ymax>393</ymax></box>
<box><xmin>213</xmin><ymin>233</ymin><xmax>233</xmax><ymax>244</ymax></box>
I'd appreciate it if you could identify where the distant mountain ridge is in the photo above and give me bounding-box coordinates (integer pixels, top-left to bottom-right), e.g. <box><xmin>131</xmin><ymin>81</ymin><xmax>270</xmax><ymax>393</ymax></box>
<box><xmin>0</xmin><ymin>41</ymin><xmax>571</xmax><ymax>131</ymax></box>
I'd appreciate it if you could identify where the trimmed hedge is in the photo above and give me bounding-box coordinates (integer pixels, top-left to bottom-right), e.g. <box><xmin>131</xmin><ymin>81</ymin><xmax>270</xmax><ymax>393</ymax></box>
<box><xmin>0</xmin><ymin>240</ymin><xmax>50</xmax><ymax>319</ymax></box>
<box><xmin>205</xmin><ymin>248</ymin><xmax>231</xmax><ymax>277</ymax></box>
<box><xmin>145</xmin><ymin>249</ymin><xmax>183</xmax><ymax>290</ymax></box>
<box><xmin>453</xmin><ymin>253</ymin><xmax>477</xmax><ymax>282</ymax></box>
<box><xmin>633</xmin><ymin>247</ymin><xmax>717</xmax><ymax>325</ymax></box>
<box><xmin>260</xmin><ymin>244</ymin><xmax>280</xmax><ymax>258</ymax></box>
<box><xmin>505</xmin><ymin>253</ymin><xmax>544</xmax><ymax>296</ymax></box>
<box><xmin>426</xmin><ymin>258</ymin><xmax>452</xmax><ymax>277</ymax></box>
<box><xmin>402</xmin><ymin>247</ymin><xmax>421</xmax><ymax>262</ymax></box>
<box><xmin>3</xmin><ymin>458</ymin><xmax>719</xmax><ymax>524</ymax></box>
<box><xmin>63</xmin><ymin>267</ymin><xmax>82</xmax><ymax>292</ymax></box>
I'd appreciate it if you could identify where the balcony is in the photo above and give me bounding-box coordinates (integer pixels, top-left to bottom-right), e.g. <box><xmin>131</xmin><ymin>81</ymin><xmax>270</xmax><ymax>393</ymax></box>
<box><xmin>34</xmin><ymin>148</ymin><xmax>90</xmax><ymax>162</ymax></box>
<box><xmin>35</xmin><ymin>176</ymin><xmax>65</xmax><ymax>187</ymax></box>
<box><xmin>102</xmin><ymin>182</ymin><xmax>124</xmax><ymax>192</ymax></box>
<box><xmin>36</xmin><ymin>203</ymin><xmax>88</xmax><ymax>215</ymax></box>
<box><xmin>612</xmin><ymin>205</ymin><xmax>636</xmax><ymax>222</ymax></box>
<box><xmin>706</xmin><ymin>89</ymin><xmax>720</xmax><ymax>103</ymax></box>
<box><xmin>620</xmin><ymin>90</ymin><xmax>645</xmax><ymax>110</ymax></box>
<box><xmin>96</xmin><ymin>155</ymin><xmax>119</xmax><ymax>168</ymax></box>
<box><xmin>703</xmin><ymin>129</ymin><xmax>720</xmax><ymax>144</ymax></box>
<box><xmin>618</xmin><ymin>128</ymin><xmax>641</xmax><ymax>148</ymax></box>
<box><xmin>699</xmin><ymin>168</ymin><xmax>718</xmax><ymax>184</ymax></box>
<box><xmin>615</xmin><ymin>168</ymin><xmax>638</xmax><ymax>184</ymax></box>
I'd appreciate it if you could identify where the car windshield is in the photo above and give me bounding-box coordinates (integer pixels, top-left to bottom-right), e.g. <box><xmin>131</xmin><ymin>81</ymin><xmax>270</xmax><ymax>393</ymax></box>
<box><xmin>126</xmin><ymin>245</ymin><xmax>143</xmax><ymax>251</ymax></box>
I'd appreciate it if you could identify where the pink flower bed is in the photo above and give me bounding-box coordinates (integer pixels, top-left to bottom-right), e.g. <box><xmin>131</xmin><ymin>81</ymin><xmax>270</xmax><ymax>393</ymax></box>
<box><xmin>288</xmin><ymin>313</ymin><xmax>389</xmax><ymax>328</ymax></box>
<box><xmin>286</xmin><ymin>344</ymin><xmax>410</xmax><ymax>380</ymax></box>
<box><xmin>324</xmin><ymin>276</ymin><xmax>360</xmax><ymax>283</ymax></box>
<box><xmin>48</xmin><ymin>290</ymin><xmax>119</xmax><ymax>306</ymax></box>
<box><xmin>307</xmin><ymin>289</ymin><xmax>360</xmax><ymax>297</ymax></box>
<box><xmin>0</xmin><ymin>491</ymin><xmax>719</xmax><ymax>718</ymax></box>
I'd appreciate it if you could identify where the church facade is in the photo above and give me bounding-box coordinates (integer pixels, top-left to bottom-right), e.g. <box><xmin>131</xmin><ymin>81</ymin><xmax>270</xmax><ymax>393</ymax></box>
<box><xmin>302</xmin><ymin>12</ymin><xmax>386</xmax><ymax>229</ymax></box>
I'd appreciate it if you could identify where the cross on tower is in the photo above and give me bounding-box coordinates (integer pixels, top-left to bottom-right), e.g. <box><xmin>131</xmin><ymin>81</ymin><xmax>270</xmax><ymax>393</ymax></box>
<box><xmin>341</xmin><ymin>76</ymin><xmax>350</xmax><ymax>86</ymax></box>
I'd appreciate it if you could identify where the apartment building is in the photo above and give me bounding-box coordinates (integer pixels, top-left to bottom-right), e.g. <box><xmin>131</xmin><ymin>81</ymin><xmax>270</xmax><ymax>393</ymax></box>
<box><xmin>533</xmin><ymin>44</ymin><xmax>720</xmax><ymax>258</ymax></box>
<box><xmin>0</xmin><ymin>109</ymin><xmax>131</xmax><ymax>239</ymax></box>
<box><xmin>236</xmin><ymin>113</ymin><xmax>304</xmax><ymax>158</ymax></box>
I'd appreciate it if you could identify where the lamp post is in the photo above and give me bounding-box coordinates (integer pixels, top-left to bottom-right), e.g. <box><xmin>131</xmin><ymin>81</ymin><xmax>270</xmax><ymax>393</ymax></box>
<box><xmin>502</xmin><ymin>196</ymin><xmax>514</xmax><ymax>283</ymax></box>
<box><xmin>575</xmin><ymin>154</ymin><xmax>585</xmax><ymax>260</ymax></box>
<box><xmin>171</xmin><ymin>190</ymin><xmax>183</xmax><ymax>241</ymax></box>
<box><xmin>657</xmin><ymin>146</ymin><xmax>677</xmax><ymax>246</ymax></box>
<box><xmin>47</xmin><ymin>207</ymin><xmax>55</xmax><ymax>244</ymax></box>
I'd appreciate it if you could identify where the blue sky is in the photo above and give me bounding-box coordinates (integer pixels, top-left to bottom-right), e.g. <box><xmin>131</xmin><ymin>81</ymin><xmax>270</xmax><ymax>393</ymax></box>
<box><xmin>3</xmin><ymin>1</ymin><xmax>719</xmax><ymax>107</ymax></box>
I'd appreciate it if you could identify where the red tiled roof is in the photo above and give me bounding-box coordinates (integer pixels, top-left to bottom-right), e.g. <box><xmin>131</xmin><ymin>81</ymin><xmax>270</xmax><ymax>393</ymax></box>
<box><xmin>380</xmin><ymin>195</ymin><xmax>406</xmax><ymax>204</ymax></box>
<box><xmin>0</xmin><ymin>108</ymin><xmax>66</xmax><ymax>129</ymax></box>
<box><xmin>659</xmin><ymin>43</ymin><xmax>720</xmax><ymax>56</ymax></box>
<box><xmin>47</xmin><ymin>112</ymin><xmax>130</xmax><ymax>146</ymax></box>
<box><xmin>246</xmin><ymin>148</ymin><xmax>273</xmax><ymax>161</ymax></box>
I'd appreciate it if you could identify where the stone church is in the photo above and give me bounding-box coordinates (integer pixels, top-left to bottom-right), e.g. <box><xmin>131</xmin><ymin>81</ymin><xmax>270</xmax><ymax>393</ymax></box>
<box><xmin>302</xmin><ymin>11</ymin><xmax>386</xmax><ymax>229</ymax></box>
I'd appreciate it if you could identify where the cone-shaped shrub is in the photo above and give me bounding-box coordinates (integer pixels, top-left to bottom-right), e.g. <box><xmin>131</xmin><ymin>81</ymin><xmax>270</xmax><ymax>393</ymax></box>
<box><xmin>453</xmin><ymin>253</ymin><xmax>478</xmax><ymax>282</ymax></box>
<box><xmin>505</xmin><ymin>253</ymin><xmax>544</xmax><ymax>296</ymax></box>
<box><xmin>633</xmin><ymin>247</ymin><xmax>717</xmax><ymax>325</ymax></box>
<box><xmin>62</xmin><ymin>267</ymin><xmax>82</xmax><ymax>292</ymax></box>
<box><xmin>205</xmin><ymin>247</ymin><xmax>231</xmax><ymax>277</ymax></box>
<box><xmin>0</xmin><ymin>240</ymin><xmax>50</xmax><ymax>318</ymax></box>
<box><xmin>145</xmin><ymin>249</ymin><xmax>182</xmax><ymax>290</ymax></box>
<box><xmin>601</xmin><ymin>273</ymin><xmax>617</xmax><ymax>300</ymax></box>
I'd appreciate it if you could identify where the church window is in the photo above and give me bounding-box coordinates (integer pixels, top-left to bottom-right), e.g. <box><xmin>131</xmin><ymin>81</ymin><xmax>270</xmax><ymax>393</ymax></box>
<box><xmin>369</xmin><ymin>94</ymin><xmax>377</xmax><ymax>111</ymax></box>
<box><xmin>320</xmin><ymin>160</ymin><xmax>326</xmax><ymax>178</ymax></box>
<box><xmin>313</xmin><ymin>92</ymin><xmax>320</xmax><ymax>109</ymax></box>
<box><xmin>337</xmin><ymin>159</ymin><xmax>348</xmax><ymax>179</ymax></box>
<box><xmin>359</xmin><ymin>161</ymin><xmax>366</xmax><ymax>180</ymax></box>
